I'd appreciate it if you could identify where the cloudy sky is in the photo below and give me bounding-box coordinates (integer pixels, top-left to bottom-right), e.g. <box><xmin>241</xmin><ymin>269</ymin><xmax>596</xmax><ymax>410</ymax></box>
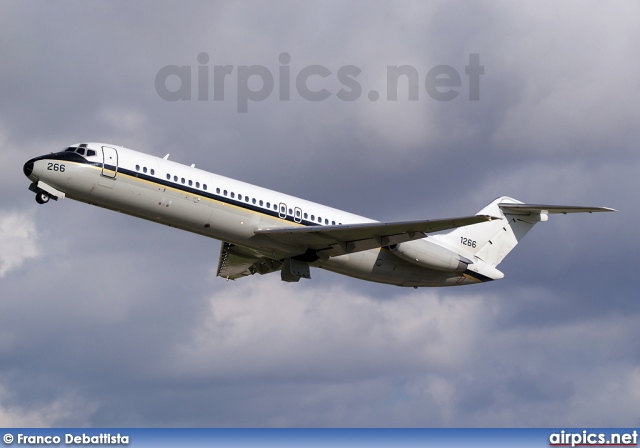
<box><xmin>1</xmin><ymin>0</ymin><xmax>639</xmax><ymax>427</ymax></box>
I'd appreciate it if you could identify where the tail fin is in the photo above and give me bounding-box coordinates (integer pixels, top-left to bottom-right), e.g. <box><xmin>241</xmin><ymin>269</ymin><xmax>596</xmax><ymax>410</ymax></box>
<box><xmin>431</xmin><ymin>196</ymin><xmax>614</xmax><ymax>268</ymax></box>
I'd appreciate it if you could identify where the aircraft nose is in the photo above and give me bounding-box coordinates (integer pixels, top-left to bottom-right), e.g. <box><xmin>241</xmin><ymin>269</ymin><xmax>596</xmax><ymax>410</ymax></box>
<box><xmin>23</xmin><ymin>160</ymin><xmax>34</xmax><ymax>178</ymax></box>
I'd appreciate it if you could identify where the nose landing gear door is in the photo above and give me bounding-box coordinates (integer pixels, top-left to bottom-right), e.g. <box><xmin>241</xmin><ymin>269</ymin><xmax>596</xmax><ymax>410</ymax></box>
<box><xmin>101</xmin><ymin>146</ymin><xmax>118</xmax><ymax>178</ymax></box>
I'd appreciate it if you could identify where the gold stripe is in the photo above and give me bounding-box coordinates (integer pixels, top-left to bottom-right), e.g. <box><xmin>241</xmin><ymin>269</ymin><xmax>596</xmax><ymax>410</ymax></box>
<box><xmin>80</xmin><ymin>162</ymin><xmax>303</xmax><ymax>227</ymax></box>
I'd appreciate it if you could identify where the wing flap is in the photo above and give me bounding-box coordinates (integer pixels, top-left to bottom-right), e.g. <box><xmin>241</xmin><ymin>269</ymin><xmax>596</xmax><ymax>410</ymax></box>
<box><xmin>216</xmin><ymin>242</ymin><xmax>282</xmax><ymax>280</ymax></box>
<box><xmin>255</xmin><ymin>215</ymin><xmax>495</xmax><ymax>257</ymax></box>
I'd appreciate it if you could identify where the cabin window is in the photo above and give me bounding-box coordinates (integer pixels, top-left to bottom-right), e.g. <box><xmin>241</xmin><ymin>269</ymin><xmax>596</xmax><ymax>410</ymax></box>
<box><xmin>181</xmin><ymin>178</ymin><xmax>185</xmax><ymax>184</ymax></box>
<box><xmin>304</xmin><ymin>213</ymin><xmax>308</xmax><ymax>219</ymax></box>
<box><xmin>325</xmin><ymin>219</ymin><xmax>329</xmax><ymax>224</ymax></box>
<box><xmin>259</xmin><ymin>200</ymin><xmax>263</xmax><ymax>206</ymax></box>
<box><xmin>252</xmin><ymin>198</ymin><xmax>256</xmax><ymax>205</ymax></box>
<box><xmin>311</xmin><ymin>215</ymin><xmax>315</xmax><ymax>221</ymax></box>
<box><xmin>273</xmin><ymin>204</ymin><xmax>277</xmax><ymax>211</ymax></box>
<box><xmin>224</xmin><ymin>190</ymin><xmax>227</xmax><ymax>196</ymax></box>
<box><xmin>245</xmin><ymin>197</ymin><xmax>250</xmax><ymax>203</ymax></box>
<box><xmin>174</xmin><ymin>176</ymin><xmax>178</xmax><ymax>182</ymax></box>
<box><xmin>136</xmin><ymin>165</ymin><xmax>140</xmax><ymax>171</ymax></box>
<box><xmin>332</xmin><ymin>221</ymin><xmax>336</xmax><ymax>225</ymax></box>
<box><xmin>196</xmin><ymin>182</ymin><xmax>200</xmax><ymax>188</ymax></box>
<box><xmin>143</xmin><ymin>167</ymin><xmax>148</xmax><ymax>173</ymax></box>
<box><xmin>231</xmin><ymin>192</ymin><xmax>235</xmax><ymax>198</ymax></box>
<box><xmin>216</xmin><ymin>188</ymin><xmax>220</xmax><ymax>194</ymax></box>
<box><xmin>318</xmin><ymin>216</ymin><xmax>322</xmax><ymax>223</ymax></box>
<box><xmin>151</xmin><ymin>169</ymin><xmax>155</xmax><ymax>175</ymax></box>
<box><xmin>166</xmin><ymin>174</ymin><xmax>171</xmax><ymax>180</ymax></box>
<box><xmin>188</xmin><ymin>180</ymin><xmax>192</xmax><ymax>186</ymax></box>
<box><xmin>203</xmin><ymin>184</ymin><xmax>207</xmax><ymax>191</ymax></box>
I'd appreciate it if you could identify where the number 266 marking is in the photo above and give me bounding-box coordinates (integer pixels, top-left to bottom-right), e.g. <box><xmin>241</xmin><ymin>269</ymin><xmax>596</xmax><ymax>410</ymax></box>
<box><xmin>47</xmin><ymin>163</ymin><xmax>65</xmax><ymax>172</ymax></box>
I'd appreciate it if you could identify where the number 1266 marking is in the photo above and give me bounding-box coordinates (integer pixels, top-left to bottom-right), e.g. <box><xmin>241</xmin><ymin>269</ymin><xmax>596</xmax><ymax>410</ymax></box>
<box><xmin>460</xmin><ymin>237</ymin><xmax>477</xmax><ymax>248</ymax></box>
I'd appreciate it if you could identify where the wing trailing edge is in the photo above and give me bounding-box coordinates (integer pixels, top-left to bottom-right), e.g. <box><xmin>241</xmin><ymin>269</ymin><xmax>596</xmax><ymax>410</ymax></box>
<box><xmin>255</xmin><ymin>215</ymin><xmax>496</xmax><ymax>257</ymax></box>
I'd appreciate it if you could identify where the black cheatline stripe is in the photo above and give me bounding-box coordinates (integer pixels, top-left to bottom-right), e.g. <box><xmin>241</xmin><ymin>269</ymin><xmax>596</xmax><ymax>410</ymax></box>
<box><xmin>30</xmin><ymin>152</ymin><xmax>90</xmax><ymax>165</ymax></box>
<box><xmin>55</xmin><ymin>152</ymin><xmax>322</xmax><ymax>228</ymax></box>
<box><xmin>463</xmin><ymin>269</ymin><xmax>494</xmax><ymax>282</ymax></box>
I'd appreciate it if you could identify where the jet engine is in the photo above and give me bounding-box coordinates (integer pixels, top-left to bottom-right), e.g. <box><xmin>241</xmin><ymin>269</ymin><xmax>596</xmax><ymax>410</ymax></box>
<box><xmin>390</xmin><ymin>239</ymin><xmax>472</xmax><ymax>272</ymax></box>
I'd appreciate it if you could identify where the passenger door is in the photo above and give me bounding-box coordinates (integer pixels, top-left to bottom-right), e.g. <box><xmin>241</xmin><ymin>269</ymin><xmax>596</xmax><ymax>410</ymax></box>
<box><xmin>101</xmin><ymin>146</ymin><xmax>118</xmax><ymax>178</ymax></box>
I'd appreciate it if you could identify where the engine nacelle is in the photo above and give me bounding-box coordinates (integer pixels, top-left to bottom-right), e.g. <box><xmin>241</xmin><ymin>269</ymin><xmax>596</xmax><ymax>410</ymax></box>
<box><xmin>391</xmin><ymin>240</ymin><xmax>471</xmax><ymax>272</ymax></box>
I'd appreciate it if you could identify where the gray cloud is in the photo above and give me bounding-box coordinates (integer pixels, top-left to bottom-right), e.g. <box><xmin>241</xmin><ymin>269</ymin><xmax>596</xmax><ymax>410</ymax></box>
<box><xmin>0</xmin><ymin>0</ymin><xmax>637</xmax><ymax>427</ymax></box>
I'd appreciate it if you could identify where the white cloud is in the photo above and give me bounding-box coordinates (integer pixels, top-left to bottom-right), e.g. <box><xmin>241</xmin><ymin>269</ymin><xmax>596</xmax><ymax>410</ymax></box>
<box><xmin>138</xmin><ymin>279</ymin><xmax>640</xmax><ymax>426</ymax></box>
<box><xmin>0</xmin><ymin>385</ymin><xmax>94</xmax><ymax>427</ymax></box>
<box><xmin>0</xmin><ymin>210</ymin><xmax>40</xmax><ymax>278</ymax></box>
<box><xmin>167</xmin><ymin>280</ymin><xmax>488</xmax><ymax>379</ymax></box>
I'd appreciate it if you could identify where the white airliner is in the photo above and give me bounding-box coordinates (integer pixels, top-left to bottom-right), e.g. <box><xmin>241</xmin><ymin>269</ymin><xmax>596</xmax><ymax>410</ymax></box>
<box><xmin>23</xmin><ymin>143</ymin><xmax>614</xmax><ymax>288</ymax></box>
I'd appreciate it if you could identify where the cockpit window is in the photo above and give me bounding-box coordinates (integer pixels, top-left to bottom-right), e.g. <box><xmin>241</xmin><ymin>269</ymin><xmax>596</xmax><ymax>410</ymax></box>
<box><xmin>63</xmin><ymin>146</ymin><xmax>96</xmax><ymax>157</ymax></box>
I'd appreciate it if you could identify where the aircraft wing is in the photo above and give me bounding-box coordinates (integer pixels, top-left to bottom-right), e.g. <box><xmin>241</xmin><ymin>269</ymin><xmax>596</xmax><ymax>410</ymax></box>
<box><xmin>255</xmin><ymin>215</ymin><xmax>495</xmax><ymax>258</ymax></box>
<box><xmin>216</xmin><ymin>242</ymin><xmax>283</xmax><ymax>280</ymax></box>
<box><xmin>499</xmin><ymin>203</ymin><xmax>616</xmax><ymax>214</ymax></box>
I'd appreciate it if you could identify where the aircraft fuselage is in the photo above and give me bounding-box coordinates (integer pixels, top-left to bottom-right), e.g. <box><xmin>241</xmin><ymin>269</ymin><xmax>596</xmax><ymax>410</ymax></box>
<box><xmin>23</xmin><ymin>143</ymin><xmax>487</xmax><ymax>287</ymax></box>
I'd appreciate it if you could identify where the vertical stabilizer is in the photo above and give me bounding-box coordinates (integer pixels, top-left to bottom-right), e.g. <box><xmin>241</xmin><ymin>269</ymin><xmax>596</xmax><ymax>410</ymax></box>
<box><xmin>432</xmin><ymin>197</ymin><xmax>545</xmax><ymax>267</ymax></box>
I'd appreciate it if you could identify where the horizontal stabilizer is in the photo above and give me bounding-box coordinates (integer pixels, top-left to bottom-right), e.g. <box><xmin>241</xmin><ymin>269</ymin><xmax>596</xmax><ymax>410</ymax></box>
<box><xmin>499</xmin><ymin>203</ymin><xmax>616</xmax><ymax>215</ymax></box>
